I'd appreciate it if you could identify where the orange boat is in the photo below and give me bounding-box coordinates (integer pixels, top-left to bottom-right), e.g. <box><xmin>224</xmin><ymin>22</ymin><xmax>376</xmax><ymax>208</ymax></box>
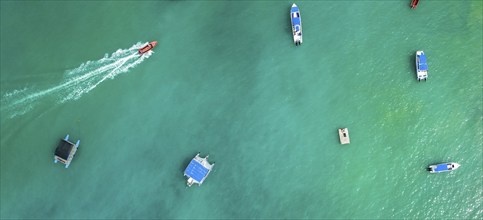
<box><xmin>138</xmin><ymin>41</ymin><xmax>157</xmax><ymax>55</ymax></box>
<box><xmin>410</xmin><ymin>0</ymin><xmax>419</xmax><ymax>9</ymax></box>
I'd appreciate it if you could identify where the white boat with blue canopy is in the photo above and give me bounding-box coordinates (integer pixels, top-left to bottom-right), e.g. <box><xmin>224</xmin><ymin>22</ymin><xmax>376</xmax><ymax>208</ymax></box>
<box><xmin>427</xmin><ymin>162</ymin><xmax>460</xmax><ymax>173</ymax></box>
<box><xmin>290</xmin><ymin>3</ymin><xmax>302</xmax><ymax>45</ymax></box>
<box><xmin>54</xmin><ymin>134</ymin><xmax>80</xmax><ymax>168</ymax></box>
<box><xmin>416</xmin><ymin>50</ymin><xmax>428</xmax><ymax>81</ymax></box>
<box><xmin>184</xmin><ymin>153</ymin><xmax>214</xmax><ymax>187</ymax></box>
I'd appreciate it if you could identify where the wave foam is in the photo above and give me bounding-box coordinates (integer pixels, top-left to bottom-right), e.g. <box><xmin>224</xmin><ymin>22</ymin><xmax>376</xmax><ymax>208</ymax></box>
<box><xmin>1</xmin><ymin>42</ymin><xmax>153</xmax><ymax>119</ymax></box>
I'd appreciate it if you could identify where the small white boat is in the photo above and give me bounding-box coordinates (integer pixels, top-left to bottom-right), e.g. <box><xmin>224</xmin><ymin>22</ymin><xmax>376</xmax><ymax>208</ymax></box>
<box><xmin>290</xmin><ymin>4</ymin><xmax>303</xmax><ymax>46</ymax></box>
<box><xmin>427</xmin><ymin>162</ymin><xmax>460</xmax><ymax>173</ymax></box>
<box><xmin>415</xmin><ymin>50</ymin><xmax>428</xmax><ymax>81</ymax></box>
<box><xmin>338</xmin><ymin>128</ymin><xmax>350</xmax><ymax>145</ymax></box>
<box><xmin>184</xmin><ymin>153</ymin><xmax>214</xmax><ymax>187</ymax></box>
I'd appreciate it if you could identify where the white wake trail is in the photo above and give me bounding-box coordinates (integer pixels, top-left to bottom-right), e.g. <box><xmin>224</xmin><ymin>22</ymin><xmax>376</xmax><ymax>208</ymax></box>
<box><xmin>1</xmin><ymin>42</ymin><xmax>153</xmax><ymax>119</ymax></box>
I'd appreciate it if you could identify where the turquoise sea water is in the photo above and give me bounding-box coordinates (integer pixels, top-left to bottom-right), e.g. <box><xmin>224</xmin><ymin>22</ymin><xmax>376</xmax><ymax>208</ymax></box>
<box><xmin>1</xmin><ymin>1</ymin><xmax>482</xmax><ymax>219</ymax></box>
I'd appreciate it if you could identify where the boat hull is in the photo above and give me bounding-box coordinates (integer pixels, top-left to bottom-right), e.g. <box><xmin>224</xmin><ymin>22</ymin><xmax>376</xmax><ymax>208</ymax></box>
<box><xmin>428</xmin><ymin>163</ymin><xmax>460</xmax><ymax>173</ymax></box>
<box><xmin>290</xmin><ymin>4</ymin><xmax>303</xmax><ymax>45</ymax></box>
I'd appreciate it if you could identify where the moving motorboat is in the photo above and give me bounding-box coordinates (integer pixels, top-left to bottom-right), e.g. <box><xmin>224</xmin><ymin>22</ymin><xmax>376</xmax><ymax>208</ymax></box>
<box><xmin>290</xmin><ymin>4</ymin><xmax>303</xmax><ymax>46</ymax></box>
<box><xmin>427</xmin><ymin>162</ymin><xmax>460</xmax><ymax>173</ymax></box>
<box><xmin>138</xmin><ymin>41</ymin><xmax>157</xmax><ymax>55</ymax></box>
<box><xmin>410</xmin><ymin>0</ymin><xmax>420</xmax><ymax>9</ymax></box>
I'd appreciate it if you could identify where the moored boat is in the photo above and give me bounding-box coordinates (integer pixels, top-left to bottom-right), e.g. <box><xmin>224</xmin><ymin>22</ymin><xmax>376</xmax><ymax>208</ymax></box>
<box><xmin>290</xmin><ymin>4</ymin><xmax>303</xmax><ymax>46</ymax></box>
<box><xmin>138</xmin><ymin>41</ymin><xmax>157</xmax><ymax>55</ymax></box>
<box><xmin>427</xmin><ymin>162</ymin><xmax>460</xmax><ymax>173</ymax></box>
<box><xmin>54</xmin><ymin>134</ymin><xmax>80</xmax><ymax>168</ymax></box>
<box><xmin>415</xmin><ymin>50</ymin><xmax>428</xmax><ymax>81</ymax></box>
<box><xmin>338</xmin><ymin>128</ymin><xmax>350</xmax><ymax>145</ymax></box>
<box><xmin>184</xmin><ymin>153</ymin><xmax>214</xmax><ymax>187</ymax></box>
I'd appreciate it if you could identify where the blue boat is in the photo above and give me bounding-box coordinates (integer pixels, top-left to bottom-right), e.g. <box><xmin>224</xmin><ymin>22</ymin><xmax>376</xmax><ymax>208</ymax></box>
<box><xmin>184</xmin><ymin>153</ymin><xmax>214</xmax><ymax>187</ymax></box>
<box><xmin>427</xmin><ymin>162</ymin><xmax>460</xmax><ymax>173</ymax></box>
<box><xmin>290</xmin><ymin>3</ymin><xmax>303</xmax><ymax>46</ymax></box>
<box><xmin>54</xmin><ymin>134</ymin><xmax>80</xmax><ymax>168</ymax></box>
<box><xmin>415</xmin><ymin>50</ymin><xmax>428</xmax><ymax>81</ymax></box>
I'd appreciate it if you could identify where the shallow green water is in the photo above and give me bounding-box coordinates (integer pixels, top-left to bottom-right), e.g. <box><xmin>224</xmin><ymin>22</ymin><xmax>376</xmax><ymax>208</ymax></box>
<box><xmin>1</xmin><ymin>1</ymin><xmax>482</xmax><ymax>219</ymax></box>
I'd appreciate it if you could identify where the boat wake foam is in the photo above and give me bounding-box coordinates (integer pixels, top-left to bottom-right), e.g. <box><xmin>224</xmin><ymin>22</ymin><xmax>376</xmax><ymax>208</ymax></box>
<box><xmin>1</xmin><ymin>42</ymin><xmax>152</xmax><ymax>119</ymax></box>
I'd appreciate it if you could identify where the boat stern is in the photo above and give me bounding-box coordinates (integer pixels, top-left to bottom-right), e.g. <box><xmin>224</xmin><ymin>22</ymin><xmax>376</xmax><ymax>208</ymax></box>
<box><xmin>293</xmin><ymin>34</ymin><xmax>302</xmax><ymax>45</ymax></box>
<box><xmin>417</xmin><ymin>71</ymin><xmax>428</xmax><ymax>81</ymax></box>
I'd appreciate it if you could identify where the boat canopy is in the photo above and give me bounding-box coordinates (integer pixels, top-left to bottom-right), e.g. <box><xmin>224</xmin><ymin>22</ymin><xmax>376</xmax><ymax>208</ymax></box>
<box><xmin>292</xmin><ymin>14</ymin><xmax>301</xmax><ymax>27</ymax></box>
<box><xmin>419</xmin><ymin>55</ymin><xmax>428</xmax><ymax>70</ymax></box>
<box><xmin>434</xmin><ymin>164</ymin><xmax>448</xmax><ymax>172</ymax></box>
<box><xmin>55</xmin><ymin>139</ymin><xmax>74</xmax><ymax>160</ymax></box>
<box><xmin>291</xmin><ymin>6</ymin><xmax>301</xmax><ymax>28</ymax></box>
<box><xmin>184</xmin><ymin>159</ymin><xmax>210</xmax><ymax>182</ymax></box>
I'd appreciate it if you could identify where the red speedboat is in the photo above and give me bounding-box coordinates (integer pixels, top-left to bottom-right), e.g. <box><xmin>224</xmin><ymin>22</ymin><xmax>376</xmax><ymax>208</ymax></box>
<box><xmin>410</xmin><ymin>0</ymin><xmax>419</xmax><ymax>9</ymax></box>
<box><xmin>138</xmin><ymin>41</ymin><xmax>157</xmax><ymax>55</ymax></box>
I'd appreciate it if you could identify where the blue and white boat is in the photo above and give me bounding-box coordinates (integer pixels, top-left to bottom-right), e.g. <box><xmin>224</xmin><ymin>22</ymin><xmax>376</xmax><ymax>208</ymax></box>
<box><xmin>54</xmin><ymin>134</ymin><xmax>80</xmax><ymax>168</ymax></box>
<box><xmin>290</xmin><ymin>3</ymin><xmax>303</xmax><ymax>46</ymax></box>
<box><xmin>427</xmin><ymin>162</ymin><xmax>460</xmax><ymax>173</ymax></box>
<box><xmin>415</xmin><ymin>50</ymin><xmax>428</xmax><ymax>81</ymax></box>
<box><xmin>184</xmin><ymin>153</ymin><xmax>214</xmax><ymax>187</ymax></box>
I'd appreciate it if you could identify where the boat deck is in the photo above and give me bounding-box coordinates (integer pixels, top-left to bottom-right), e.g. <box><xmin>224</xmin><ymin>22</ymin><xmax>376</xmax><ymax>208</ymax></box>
<box><xmin>184</xmin><ymin>153</ymin><xmax>214</xmax><ymax>187</ymax></box>
<box><xmin>339</xmin><ymin>128</ymin><xmax>350</xmax><ymax>144</ymax></box>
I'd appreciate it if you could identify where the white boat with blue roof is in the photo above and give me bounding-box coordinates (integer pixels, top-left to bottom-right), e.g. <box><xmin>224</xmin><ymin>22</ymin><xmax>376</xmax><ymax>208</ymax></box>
<box><xmin>290</xmin><ymin>3</ymin><xmax>302</xmax><ymax>46</ymax></box>
<box><xmin>415</xmin><ymin>50</ymin><xmax>428</xmax><ymax>81</ymax></box>
<box><xmin>427</xmin><ymin>162</ymin><xmax>460</xmax><ymax>173</ymax></box>
<box><xmin>184</xmin><ymin>153</ymin><xmax>214</xmax><ymax>187</ymax></box>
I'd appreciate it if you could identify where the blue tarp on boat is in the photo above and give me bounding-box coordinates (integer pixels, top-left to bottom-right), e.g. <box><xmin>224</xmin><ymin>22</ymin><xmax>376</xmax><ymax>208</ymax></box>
<box><xmin>291</xmin><ymin>7</ymin><xmax>301</xmax><ymax>27</ymax></box>
<box><xmin>419</xmin><ymin>55</ymin><xmax>427</xmax><ymax>63</ymax></box>
<box><xmin>434</xmin><ymin>164</ymin><xmax>448</xmax><ymax>172</ymax></box>
<box><xmin>419</xmin><ymin>63</ymin><xmax>428</xmax><ymax>71</ymax></box>
<box><xmin>184</xmin><ymin>159</ymin><xmax>209</xmax><ymax>182</ymax></box>
<box><xmin>292</xmin><ymin>16</ymin><xmax>301</xmax><ymax>26</ymax></box>
<box><xmin>419</xmin><ymin>54</ymin><xmax>428</xmax><ymax>70</ymax></box>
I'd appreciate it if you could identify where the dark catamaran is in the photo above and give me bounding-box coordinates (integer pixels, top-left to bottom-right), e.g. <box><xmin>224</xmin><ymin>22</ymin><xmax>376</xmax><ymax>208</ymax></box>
<box><xmin>54</xmin><ymin>134</ymin><xmax>80</xmax><ymax>168</ymax></box>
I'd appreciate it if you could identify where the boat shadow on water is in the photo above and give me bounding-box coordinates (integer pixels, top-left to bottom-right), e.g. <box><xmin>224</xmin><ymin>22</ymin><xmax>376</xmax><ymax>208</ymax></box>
<box><xmin>285</xmin><ymin>10</ymin><xmax>294</xmax><ymax>44</ymax></box>
<box><xmin>408</xmin><ymin>53</ymin><xmax>416</xmax><ymax>80</ymax></box>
